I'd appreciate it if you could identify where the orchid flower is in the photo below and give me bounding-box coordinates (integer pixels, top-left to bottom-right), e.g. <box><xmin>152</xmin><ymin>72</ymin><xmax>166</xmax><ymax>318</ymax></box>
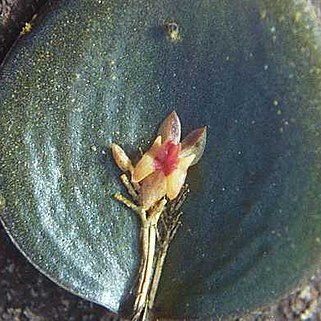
<box><xmin>131</xmin><ymin>111</ymin><xmax>206</xmax><ymax>210</ymax></box>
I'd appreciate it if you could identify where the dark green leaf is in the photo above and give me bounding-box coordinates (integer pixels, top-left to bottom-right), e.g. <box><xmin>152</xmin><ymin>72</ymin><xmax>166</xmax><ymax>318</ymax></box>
<box><xmin>1</xmin><ymin>0</ymin><xmax>321</xmax><ymax>319</ymax></box>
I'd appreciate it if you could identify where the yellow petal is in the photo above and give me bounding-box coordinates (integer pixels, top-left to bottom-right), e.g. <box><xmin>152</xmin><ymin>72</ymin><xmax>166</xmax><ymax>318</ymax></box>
<box><xmin>132</xmin><ymin>154</ymin><xmax>154</xmax><ymax>183</ymax></box>
<box><xmin>132</xmin><ymin>136</ymin><xmax>161</xmax><ymax>183</ymax></box>
<box><xmin>140</xmin><ymin>171</ymin><xmax>167</xmax><ymax>210</ymax></box>
<box><xmin>149</xmin><ymin>135</ymin><xmax>162</xmax><ymax>156</ymax></box>
<box><xmin>166</xmin><ymin>154</ymin><xmax>195</xmax><ymax>200</ymax></box>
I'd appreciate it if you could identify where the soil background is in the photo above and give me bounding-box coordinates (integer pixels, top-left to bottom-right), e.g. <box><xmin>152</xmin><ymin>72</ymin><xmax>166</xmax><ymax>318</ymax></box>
<box><xmin>1</xmin><ymin>0</ymin><xmax>321</xmax><ymax>320</ymax></box>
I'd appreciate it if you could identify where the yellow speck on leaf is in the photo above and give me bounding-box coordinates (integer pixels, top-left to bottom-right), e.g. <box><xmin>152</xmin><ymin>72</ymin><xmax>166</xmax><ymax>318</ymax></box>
<box><xmin>260</xmin><ymin>9</ymin><xmax>267</xmax><ymax>20</ymax></box>
<box><xmin>164</xmin><ymin>20</ymin><xmax>181</xmax><ymax>43</ymax></box>
<box><xmin>20</xmin><ymin>22</ymin><xmax>33</xmax><ymax>36</ymax></box>
<box><xmin>0</xmin><ymin>192</ymin><xmax>6</xmax><ymax>209</ymax></box>
<box><xmin>311</xmin><ymin>8</ymin><xmax>317</xmax><ymax>20</ymax></box>
<box><xmin>294</xmin><ymin>11</ymin><xmax>302</xmax><ymax>23</ymax></box>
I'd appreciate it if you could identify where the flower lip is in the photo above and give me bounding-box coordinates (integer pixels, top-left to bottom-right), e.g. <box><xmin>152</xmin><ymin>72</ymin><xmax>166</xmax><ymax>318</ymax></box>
<box><xmin>153</xmin><ymin>140</ymin><xmax>180</xmax><ymax>176</ymax></box>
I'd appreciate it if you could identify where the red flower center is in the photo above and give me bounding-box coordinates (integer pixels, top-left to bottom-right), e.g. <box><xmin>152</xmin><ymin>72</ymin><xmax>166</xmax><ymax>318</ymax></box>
<box><xmin>153</xmin><ymin>140</ymin><xmax>179</xmax><ymax>176</ymax></box>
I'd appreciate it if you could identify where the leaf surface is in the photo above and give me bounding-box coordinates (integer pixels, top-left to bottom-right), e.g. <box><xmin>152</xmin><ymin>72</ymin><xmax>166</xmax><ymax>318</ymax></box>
<box><xmin>1</xmin><ymin>0</ymin><xmax>321</xmax><ymax>318</ymax></box>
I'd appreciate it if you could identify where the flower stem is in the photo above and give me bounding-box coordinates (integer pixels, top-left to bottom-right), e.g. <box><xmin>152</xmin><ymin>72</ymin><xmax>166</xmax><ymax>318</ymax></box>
<box><xmin>148</xmin><ymin>214</ymin><xmax>182</xmax><ymax>310</ymax></box>
<box><xmin>130</xmin><ymin>200</ymin><xmax>166</xmax><ymax>321</ymax></box>
<box><xmin>132</xmin><ymin>220</ymin><xmax>156</xmax><ymax>321</ymax></box>
<box><xmin>147</xmin><ymin>186</ymin><xmax>188</xmax><ymax>313</ymax></box>
<box><xmin>147</xmin><ymin>238</ymin><xmax>168</xmax><ymax>311</ymax></box>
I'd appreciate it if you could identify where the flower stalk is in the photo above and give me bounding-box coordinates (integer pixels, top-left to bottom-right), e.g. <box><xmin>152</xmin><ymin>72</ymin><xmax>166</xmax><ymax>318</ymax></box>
<box><xmin>111</xmin><ymin>111</ymin><xmax>206</xmax><ymax>321</ymax></box>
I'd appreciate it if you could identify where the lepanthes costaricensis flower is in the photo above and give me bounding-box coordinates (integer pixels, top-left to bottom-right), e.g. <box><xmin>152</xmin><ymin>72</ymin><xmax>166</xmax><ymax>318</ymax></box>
<box><xmin>111</xmin><ymin>111</ymin><xmax>206</xmax><ymax>321</ymax></box>
<box><xmin>112</xmin><ymin>111</ymin><xmax>206</xmax><ymax>210</ymax></box>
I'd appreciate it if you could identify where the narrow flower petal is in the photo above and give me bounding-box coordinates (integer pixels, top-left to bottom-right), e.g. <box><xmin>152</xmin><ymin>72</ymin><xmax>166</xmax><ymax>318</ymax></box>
<box><xmin>132</xmin><ymin>155</ymin><xmax>154</xmax><ymax>183</ymax></box>
<box><xmin>131</xmin><ymin>136</ymin><xmax>161</xmax><ymax>182</ymax></box>
<box><xmin>140</xmin><ymin>171</ymin><xmax>167</xmax><ymax>210</ymax></box>
<box><xmin>180</xmin><ymin>126</ymin><xmax>207</xmax><ymax>166</ymax></box>
<box><xmin>148</xmin><ymin>135</ymin><xmax>162</xmax><ymax>156</ymax></box>
<box><xmin>157</xmin><ymin>111</ymin><xmax>181</xmax><ymax>143</ymax></box>
<box><xmin>111</xmin><ymin>143</ymin><xmax>133</xmax><ymax>173</ymax></box>
<box><xmin>166</xmin><ymin>154</ymin><xmax>195</xmax><ymax>200</ymax></box>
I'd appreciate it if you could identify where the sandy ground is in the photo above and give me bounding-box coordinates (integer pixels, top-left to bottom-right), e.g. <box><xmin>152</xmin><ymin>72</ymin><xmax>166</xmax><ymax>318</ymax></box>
<box><xmin>1</xmin><ymin>0</ymin><xmax>321</xmax><ymax>320</ymax></box>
